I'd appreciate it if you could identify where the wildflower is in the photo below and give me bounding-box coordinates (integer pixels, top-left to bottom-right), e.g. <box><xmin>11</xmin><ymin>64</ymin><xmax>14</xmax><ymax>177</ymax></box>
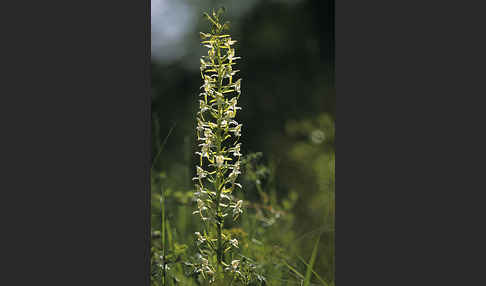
<box><xmin>193</xmin><ymin>198</ymin><xmax>208</xmax><ymax>220</ymax></box>
<box><xmin>231</xmin><ymin>200</ymin><xmax>244</xmax><ymax>220</ymax></box>
<box><xmin>158</xmin><ymin>263</ymin><xmax>170</xmax><ymax>271</ymax></box>
<box><xmin>200</xmin><ymin>59</ymin><xmax>208</xmax><ymax>75</ymax></box>
<box><xmin>220</xmin><ymin>119</ymin><xmax>228</xmax><ymax>128</ymax></box>
<box><xmin>201</xmin><ymin>256</ymin><xmax>208</xmax><ymax>266</ymax></box>
<box><xmin>231</xmin><ymin>143</ymin><xmax>242</xmax><ymax>157</ymax></box>
<box><xmin>224</xmin><ymin>65</ymin><xmax>239</xmax><ymax>78</ymax></box>
<box><xmin>203</xmin><ymin>128</ymin><xmax>213</xmax><ymax>140</ymax></box>
<box><xmin>196</xmin><ymin>142</ymin><xmax>210</xmax><ymax>158</ymax></box>
<box><xmin>196</xmin><ymin>119</ymin><xmax>206</xmax><ymax>134</ymax></box>
<box><xmin>231</xmin><ymin>259</ymin><xmax>240</xmax><ymax>271</ymax></box>
<box><xmin>234</xmin><ymin>79</ymin><xmax>241</xmax><ymax>94</ymax></box>
<box><xmin>194</xmin><ymin>184</ymin><xmax>206</xmax><ymax>197</ymax></box>
<box><xmin>195</xmin><ymin>256</ymin><xmax>215</xmax><ymax>280</ymax></box>
<box><xmin>231</xmin><ymin>124</ymin><xmax>242</xmax><ymax>137</ymax></box>
<box><xmin>229</xmin><ymin>238</ymin><xmax>239</xmax><ymax>248</ymax></box>
<box><xmin>193</xmin><ymin>166</ymin><xmax>207</xmax><ymax>181</ymax></box>
<box><xmin>224</xmin><ymin>259</ymin><xmax>241</xmax><ymax>273</ymax></box>
<box><xmin>195</xmin><ymin>232</ymin><xmax>206</xmax><ymax>245</ymax></box>
<box><xmin>225</xmin><ymin>97</ymin><xmax>242</xmax><ymax>119</ymax></box>
<box><xmin>227</xmin><ymin>162</ymin><xmax>241</xmax><ymax>183</ymax></box>
<box><xmin>197</xmin><ymin>198</ymin><xmax>206</xmax><ymax>211</ymax></box>
<box><xmin>215</xmin><ymin>155</ymin><xmax>225</xmax><ymax>168</ymax></box>
<box><xmin>227</xmin><ymin>49</ymin><xmax>241</xmax><ymax>62</ymax></box>
<box><xmin>220</xmin><ymin>193</ymin><xmax>231</xmax><ymax>202</ymax></box>
<box><xmin>199</xmin><ymin>99</ymin><xmax>210</xmax><ymax>113</ymax></box>
<box><xmin>193</xmin><ymin>9</ymin><xmax>246</xmax><ymax>277</ymax></box>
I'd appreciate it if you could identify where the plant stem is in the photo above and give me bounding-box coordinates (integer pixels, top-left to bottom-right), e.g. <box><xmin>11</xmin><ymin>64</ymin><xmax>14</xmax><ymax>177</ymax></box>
<box><xmin>214</xmin><ymin>133</ymin><xmax>224</xmax><ymax>268</ymax></box>
<box><xmin>161</xmin><ymin>182</ymin><xmax>166</xmax><ymax>286</ymax></box>
<box><xmin>214</xmin><ymin>35</ymin><xmax>224</xmax><ymax>269</ymax></box>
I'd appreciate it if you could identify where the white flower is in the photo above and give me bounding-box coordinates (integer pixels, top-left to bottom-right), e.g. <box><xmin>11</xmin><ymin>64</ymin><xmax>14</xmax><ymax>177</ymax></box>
<box><xmin>196</xmin><ymin>142</ymin><xmax>210</xmax><ymax>158</ymax></box>
<box><xmin>158</xmin><ymin>263</ymin><xmax>170</xmax><ymax>271</ymax></box>
<box><xmin>224</xmin><ymin>98</ymin><xmax>241</xmax><ymax>119</ymax></box>
<box><xmin>229</xmin><ymin>238</ymin><xmax>239</xmax><ymax>248</ymax></box>
<box><xmin>227</xmin><ymin>49</ymin><xmax>241</xmax><ymax>62</ymax></box>
<box><xmin>232</xmin><ymin>124</ymin><xmax>242</xmax><ymax>137</ymax></box>
<box><xmin>203</xmin><ymin>128</ymin><xmax>213</xmax><ymax>140</ymax></box>
<box><xmin>193</xmin><ymin>166</ymin><xmax>207</xmax><ymax>180</ymax></box>
<box><xmin>195</xmin><ymin>232</ymin><xmax>206</xmax><ymax>244</ymax></box>
<box><xmin>234</xmin><ymin>79</ymin><xmax>241</xmax><ymax>94</ymax></box>
<box><xmin>196</xmin><ymin>119</ymin><xmax>206</xmax><ymax>134</ymax></box>
<box><xmin>215</xmin><ymin>155</ymin><xmax>225</xmax><ymax>168</ymax></box>
<box><xmin>231</xmin><ymin>200</ymin><xmax>244</xmax><ymax>219</ymax></box>
<box><xmin>193</xmin><ymin>199</ymin><xmax>208</xmax><ymax>219</ymax></box>
<box><xmin>225</xmin><ymin>259</ymin><xmax>240</xmax><ymax>273</ymax></box>
<box><xmin>200</xmin><ymin>58</ymin><xmax>208</xmax><ymax>71</ymax></box>
<box><xmin>220</xmin><ymin>193</ymin><xmax>231</xmax><ymax>202</ymax></box>
<box><xmin>201</xmin><ymin>257</ymin><xmax>208</xmax><ymax>266</ymax></box>
<box><xmin>231</xmin><ymin>143</ymin><xmax>242</xmax><ymax>157</ymax></box>
<box><xmin>197</xmin><ymin>256</ymin><xmax>215</xmax><ymax>277</ymax></box>
<box><xmin>197</xmin><ymin>199</ymin><xmax>206</xmax><ymax>210</ymax></box>
<box><xmin>231</xmin><ymin>259</ymin><xmax>240</xmax><ymax>270</ymax></box>
<box><xmin>224</xmin><ymin>65</ymin><xmax>239</xmax><ymax>78</ymax></box>
<box><xmin>227</xmin><ymin>162</ymin><xmax>241</xmax><ymax>182</ymax></box>
<box><xmin>201</xmin><ymin>76</ymin><xmax>216</xmax><ymax>93</ymax></box>
<box><xmin>194</xmin><ymin>184</ymin><xmax>206</xmax><ymax>197</ymax></box>
<box><xmin>199</xmin><ymin>99</ymin><xmax>210</xmax><ymax>113</ymax></box>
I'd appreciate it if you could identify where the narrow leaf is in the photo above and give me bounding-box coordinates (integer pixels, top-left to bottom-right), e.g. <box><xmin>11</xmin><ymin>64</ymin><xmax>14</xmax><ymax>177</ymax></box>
<box><xmin>303</xmin><ymin>235</ymin><xmax>321</xmax><ymax>286</ymax></box>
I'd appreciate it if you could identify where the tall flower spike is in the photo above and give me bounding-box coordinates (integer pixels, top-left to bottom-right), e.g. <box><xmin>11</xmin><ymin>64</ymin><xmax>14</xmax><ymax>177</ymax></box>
<box><xmin>192</xmin><ymin>9</ymin><xmax>244</xmax><ymax>280</ymax></box>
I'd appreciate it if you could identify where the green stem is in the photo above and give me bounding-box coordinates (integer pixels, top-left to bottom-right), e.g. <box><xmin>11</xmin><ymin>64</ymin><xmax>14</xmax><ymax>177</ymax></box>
<box><xmin>160</xmin><ymin>183</ymin><xmax>166</xmax><ymax>286</ymax></box>
<box><xmin>214</xmin><ymin>33</ymin><xmax>225</xmax><ymax>273</ymax></box>
<box><xmin>214</xmin><ymin>136</ymin><xmax>224</xmax><ymax>267</ymax></box>
<box><xmin>229</xmin><ymin>274</ymin><xmax>235</xmax><ymax>286</ymax></box>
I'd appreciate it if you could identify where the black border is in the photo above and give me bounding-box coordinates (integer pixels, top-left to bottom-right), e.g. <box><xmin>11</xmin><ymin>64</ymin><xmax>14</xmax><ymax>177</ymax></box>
<box><xmin>2</xmin><ymin>0</ymin><xmax>151</xmax><ymax>284</ymax></box>
<box><xmin>145</xmin><ymin>0</ymin><xmax>152</xmax><ymax>284</ymax></box>
<box><xmin>3</xmin><ymin>0</ymin><xmax>485</xmax><ymax>284</ymax></box>
<box><xmin>337</xmin><ymin>0</ymin><xmax>485</xmax><ymax>285</ymax></box>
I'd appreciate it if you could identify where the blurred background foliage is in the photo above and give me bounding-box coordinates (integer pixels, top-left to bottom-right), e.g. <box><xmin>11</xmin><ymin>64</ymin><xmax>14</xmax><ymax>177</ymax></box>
<box><xmin>151</xmin><ymin>0</ymin><xmax>334</xmax><ymax>284</ymax></box>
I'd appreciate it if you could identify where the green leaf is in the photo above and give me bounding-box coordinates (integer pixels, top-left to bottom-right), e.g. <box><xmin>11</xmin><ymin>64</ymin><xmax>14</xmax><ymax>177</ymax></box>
<box><xmin>199</xmin><ymin>32</ymin><xmax>211</xmax><ymax>39</ymax></box>
<box><xmin>297</xmin><ymin>254</ymin><xmax>328</xmax><ymax>286</ymax></box>
<box><xmin>283</xmin><ymin>261</ymin><xmax>304</xmax><ymax>280</ymax></box>
<box><xmin>303</xmin><ymin>235</ymin><xmax>321</xmax><ymax>286</ymax></box>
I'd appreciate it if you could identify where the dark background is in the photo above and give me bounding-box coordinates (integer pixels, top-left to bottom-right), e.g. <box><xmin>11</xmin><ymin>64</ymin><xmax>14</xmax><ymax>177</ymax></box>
<box><xmin>151</xmin><ymin>0</ymin><xmax>335</xmax><ymax>166</ymax></box>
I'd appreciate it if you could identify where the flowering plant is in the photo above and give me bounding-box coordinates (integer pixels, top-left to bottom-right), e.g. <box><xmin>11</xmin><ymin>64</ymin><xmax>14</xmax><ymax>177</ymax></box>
<box><xmin>188</xmin><ymin>8</ymin><xmax>246</xmax><ymax>284</ymax></box>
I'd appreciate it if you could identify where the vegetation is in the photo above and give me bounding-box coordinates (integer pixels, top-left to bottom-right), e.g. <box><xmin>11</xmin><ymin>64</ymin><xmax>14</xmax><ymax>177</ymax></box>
<box><xmin>151</xmin><ymin>6</ymin><xmax>334</xmax><ymax>286</ymax></box>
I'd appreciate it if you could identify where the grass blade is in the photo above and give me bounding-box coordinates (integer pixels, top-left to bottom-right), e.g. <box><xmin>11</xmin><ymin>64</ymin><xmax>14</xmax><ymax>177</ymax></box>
<box><xmin>303</xmin><ymin>235</ymin><xmax>321</xmax><ymax>286</ymax></box>
<box><xmin>152</xmin><ymin>121</ymin><xmax>176</xmax><ymax>172</ymax></box>
<box><xmin>297</xmin><ymin>254</ymin><xmax>328</xmax><ymax>286</ymax></box>
<box><xmin>283</xmin><ymin>261</ymin><xmax>304</xmax><ymax>280</ymax></box>
<box><xmin>161</xmin><ymin>183</ymin><xmax>167</xmax><ymax>285</ymax></box>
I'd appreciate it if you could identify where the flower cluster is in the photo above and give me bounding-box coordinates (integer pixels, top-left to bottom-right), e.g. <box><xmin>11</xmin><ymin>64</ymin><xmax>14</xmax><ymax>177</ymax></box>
<box><xmin>191</xmin><ymin>8</ymin><xmax>244</xmax><ymax>280</ymax></box>
<box><xmin>185</xmin><ymin>254</ymin><xmax>216</xmax><ymax>283</ymax></box>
